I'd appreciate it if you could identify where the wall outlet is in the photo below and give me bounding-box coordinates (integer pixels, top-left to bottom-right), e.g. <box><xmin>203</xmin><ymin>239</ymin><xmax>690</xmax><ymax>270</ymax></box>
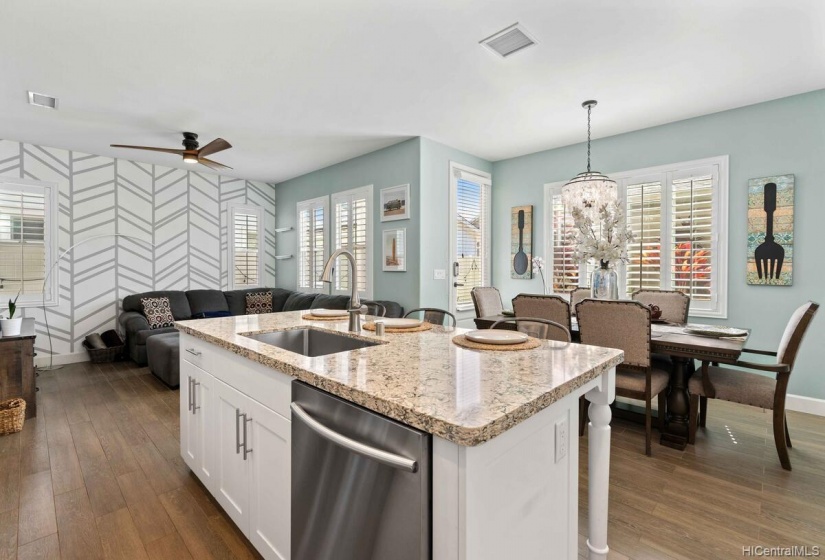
<box><xmin>434</xmin><ymin>269</ymin><xmax>446</xmax><ymax>280</ymax></box>
<box><xmin>555</xmin><ymin>418</ymin><xmax>568</xmax><ymax>463</ymax></box>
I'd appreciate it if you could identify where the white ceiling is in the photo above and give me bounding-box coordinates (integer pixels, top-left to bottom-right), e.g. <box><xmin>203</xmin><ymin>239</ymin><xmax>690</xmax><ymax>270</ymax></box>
<box><xmin>1</xmin><ymin>0</ymin><xmax>823</xmax><ymax>183</ymax></box>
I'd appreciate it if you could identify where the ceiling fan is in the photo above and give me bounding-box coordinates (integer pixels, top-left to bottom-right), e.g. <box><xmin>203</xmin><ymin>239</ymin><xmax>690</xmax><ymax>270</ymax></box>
<box><xmin>111</xmin><ymin>132</ymin><xmax>233</xmax><ymax>170</ymax></box>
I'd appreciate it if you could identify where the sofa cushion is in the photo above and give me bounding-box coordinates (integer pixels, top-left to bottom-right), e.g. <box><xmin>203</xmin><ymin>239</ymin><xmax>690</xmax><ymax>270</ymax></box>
<box><xmin>224</xmin><ymin>288</ymin><xmax>293</xmax><ymax>315</ymax></box>
<box><xmin>376</xmin><ymin>300</ymin><xmax>404</xmax><ymax>318</ymax></box>
<box><xmin>123</xmin><ymin>291</ymin><xmax>192</xmax><ymax>320</ymax></box>
<box><xmin>136</xmin><ymin>326</ymin><xmax>178</xmax><ymax>345</ymax></box>
<box><xmin>283</xmin><ymin>291</ymin><xmax>318</xmax><ymax>311</ymax></box>
<box><xmin>186</xmin><ymin>290</ymin><xmax>230</xmax><ymax>316</ymax></box>
<box><xmin>246</xmin><ymin>291</ymin><xmax>273</xmax><ymax>314</ymax></box>
<box><xmin>141</xmin><ymin>297</ymin><xmax>175</xmax><ymax>329</ymax></box>
<box><xmin>192</xmin><ymin>310</ymin><xmax>232</xmax><ymax>319</ymax></box>
<box><xmin>310</xmin><ymin>294</ymin><xmax>351</xmax><ymax>310</ymax></box>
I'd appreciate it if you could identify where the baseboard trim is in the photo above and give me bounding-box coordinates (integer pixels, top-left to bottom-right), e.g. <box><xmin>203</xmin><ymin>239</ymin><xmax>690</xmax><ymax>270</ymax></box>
<box><xmin>786</xmin><ymin>394</ymin><xmax>825</xmax><ymax>417</ymax></box>
<box><xmin>34</xmin><ymin>351</ymin><xmax>89</xmax><ymax>368</ymax></box>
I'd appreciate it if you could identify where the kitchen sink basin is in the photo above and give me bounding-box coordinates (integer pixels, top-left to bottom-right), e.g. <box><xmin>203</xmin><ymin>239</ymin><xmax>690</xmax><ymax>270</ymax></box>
<box><xmin>242</xmin><ymin>327</ymin><xmax>382</xmax><ymax>357</ymax></box>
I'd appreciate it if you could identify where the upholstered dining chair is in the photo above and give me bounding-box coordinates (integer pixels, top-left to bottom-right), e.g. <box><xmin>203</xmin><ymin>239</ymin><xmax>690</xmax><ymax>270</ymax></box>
<box><xmin>511</xmin><ymin>294</ymin><xmax>572</xmax><ymax>342</ymax></box>
<box><xmin>361</xmin><ymin>301</ymin><xmax>387</xmax><ymax>317</ymax></box>
<box><xmin>569</xmin><ymin>287</ymin><xmax>591</xmax><ymax>316</ymax></box>
<box><xmin>688</xmin><ymin>301</ymin><xmax>819</xmax><ymax>471</ymax></box>
<box><xmin>490</xmin><ymin>317</ymin><xmax>571</xmax><ymax>343</ymax></box>
<box><xmin>405</xmin><ymin>307</ymin><xmax>457</xmax><ymax>327</ymax></box>
<box><xmin>630</xmin><ymin>289</ymin><xmax>690</xmax><ymax>324</ymax></box>
<box><xmin>471</xmin><ymin>287</ymin><xmax>504</xmax><ymax>318</ymax></box>
<box><xmin>576</xmin><ymin>299</ymin><xmax>669</xmax><ymax>456</ymax></box>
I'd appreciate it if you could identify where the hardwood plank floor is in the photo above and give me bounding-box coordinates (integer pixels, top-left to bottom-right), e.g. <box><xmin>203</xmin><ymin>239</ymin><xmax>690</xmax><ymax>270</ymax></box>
<box><xmin>1</xmin><ymin>361</ymin><xmax>823</xmax><ymax>559</ymax></box>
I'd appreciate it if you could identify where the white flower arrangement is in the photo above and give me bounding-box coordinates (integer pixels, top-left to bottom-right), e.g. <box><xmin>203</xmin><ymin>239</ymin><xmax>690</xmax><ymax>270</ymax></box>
<box><xmin>532</xmin><ymin>256</ymin><xmax>547</xmax><ymax>294</ymax></box>
<box><xmin>570</xmin><ymin>201</ymin><xmax>634</xmax><ymax>268</ymax></box>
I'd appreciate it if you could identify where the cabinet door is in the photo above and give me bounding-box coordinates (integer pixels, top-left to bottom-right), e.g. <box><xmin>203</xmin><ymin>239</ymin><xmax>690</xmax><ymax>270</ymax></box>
<box><xmin>180</xmin><ymin>361</ymin><xmax>197</xmax><ymax>468</ymax></box>
<box><xmin>180</xmin><ymin>362</ymin><xmax>216</xmax><ymax>490</ymax></box>
<box><xmin>247</xmin><ymin>399</ymin><xmax>291</xmax><ymax>560</ymax></box>
<box><xmin>214</xmin><ymin>379</ymin><xmax>251</xmax><ymax>534</ymax></box>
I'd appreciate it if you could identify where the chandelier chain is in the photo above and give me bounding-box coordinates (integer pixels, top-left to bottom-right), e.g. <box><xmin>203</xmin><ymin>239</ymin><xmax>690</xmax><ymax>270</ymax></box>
<box><xmin>586</xmin><ymin>103</ymin><xmax>592</xmax><ymax>173</ymax></box>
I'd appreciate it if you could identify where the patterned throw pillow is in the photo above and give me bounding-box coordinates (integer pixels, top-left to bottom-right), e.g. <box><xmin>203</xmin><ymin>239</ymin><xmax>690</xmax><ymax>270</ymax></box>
<box><xmin>141</xmin><ymin>297</ymin><xmax>175</xmax><ymax>329</ymax></box>
<box><xmin>246</xmin><ymin>291</ymin><xmax>273</xmax><ymax>315</ymax></box>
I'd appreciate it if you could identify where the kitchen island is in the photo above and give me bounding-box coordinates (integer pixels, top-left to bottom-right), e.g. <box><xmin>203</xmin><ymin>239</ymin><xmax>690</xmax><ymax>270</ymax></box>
<box><xmin>175</xmin><ymin>311</ymin><xmax>623</xmax><ymax>560</ymax></box>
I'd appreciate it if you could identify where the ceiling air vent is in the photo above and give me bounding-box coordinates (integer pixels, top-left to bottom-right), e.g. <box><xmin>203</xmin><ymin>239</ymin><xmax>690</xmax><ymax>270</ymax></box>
<box><xmin>480</xmin><ymin>23</ymin><xmax>537</xmax><ymax>58</ymax></box>
<box><xmin>27</xmin><ymin>91</ymin><xmax>58</xmax><ymax>109</ymax></box>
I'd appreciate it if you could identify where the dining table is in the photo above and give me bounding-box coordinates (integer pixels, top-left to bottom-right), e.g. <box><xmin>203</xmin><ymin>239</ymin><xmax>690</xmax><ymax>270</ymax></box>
<box><xmin>474</xmin><ymin>314</ymin><xmax>750</xmax><ymax>450</ymax></box>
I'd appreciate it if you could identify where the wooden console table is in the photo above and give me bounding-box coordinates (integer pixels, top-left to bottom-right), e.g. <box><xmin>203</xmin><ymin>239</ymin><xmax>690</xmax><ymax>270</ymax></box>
<box><xmin>0</xmin><ymin>318</ymin><xmax>37</xmax><ymax>418</ymax></box>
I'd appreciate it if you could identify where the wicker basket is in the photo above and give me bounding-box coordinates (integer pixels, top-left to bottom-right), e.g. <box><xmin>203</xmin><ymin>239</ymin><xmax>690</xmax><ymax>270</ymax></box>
<box><xmin>82</xmin><ymin>341</ymin><xmax>124</xmax><ymax>363</ymax></box>
<box><xmin>0</xmin><ymin>398</ymin><xmax>25</xmax><ymax>435</ymax></box>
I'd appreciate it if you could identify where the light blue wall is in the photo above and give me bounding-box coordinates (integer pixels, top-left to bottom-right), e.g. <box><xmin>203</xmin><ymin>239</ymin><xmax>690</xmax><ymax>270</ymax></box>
<box><xmin>419</xmin><ymin>138</ymin><xmax>493</xmax><ymax>309</ymax></box>
<box><xmin>492</xmin><ymin>89</ymin><xmax>825</xmax><ymax>399</ymax></box>
<box><xmin>273</xmin><ymin>138</ymin><xmax>421</xmax><ymax>313</ymax></box>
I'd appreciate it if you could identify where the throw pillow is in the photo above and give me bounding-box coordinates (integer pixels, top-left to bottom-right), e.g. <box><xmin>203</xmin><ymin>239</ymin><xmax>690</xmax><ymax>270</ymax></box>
<box><xmin>141</xmin><ymin>297</ymin><xmax>175</xmax><ymax>329</ymax></box>
<box><xmin>246</xmin><ymin>291</ymin><xmax>273</xmax><ymax>315</ymax></box>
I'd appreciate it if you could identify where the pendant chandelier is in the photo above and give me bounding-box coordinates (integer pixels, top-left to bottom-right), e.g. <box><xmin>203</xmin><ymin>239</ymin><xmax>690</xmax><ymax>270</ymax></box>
<box><xmin>562</xmin><ymin>100</ymin><xmax>617</xmax><ymax>214</ymax></box>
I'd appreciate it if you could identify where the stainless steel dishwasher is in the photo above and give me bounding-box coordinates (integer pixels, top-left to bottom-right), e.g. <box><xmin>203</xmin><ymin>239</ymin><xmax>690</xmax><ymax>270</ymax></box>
<box><xmin>291</xmin><ymin>381</ymin><xmax>431</xmax><ymax>560</ymax></box>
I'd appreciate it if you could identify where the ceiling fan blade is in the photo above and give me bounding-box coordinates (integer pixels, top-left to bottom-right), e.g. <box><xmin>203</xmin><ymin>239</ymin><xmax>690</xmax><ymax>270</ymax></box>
<box><xmin>197</xmin><ymin>138</ymin><xmax>232</xmax><ymax>158</ymax></box>
<box><xmin>199</xmin><ymin>157</ymin><xmax>233</xmax><ymax>171</ymax></box>
<box><xmin>110</xmin><ymin>144</ymin><xmax>186</xmax><ymax>155</ymax></box>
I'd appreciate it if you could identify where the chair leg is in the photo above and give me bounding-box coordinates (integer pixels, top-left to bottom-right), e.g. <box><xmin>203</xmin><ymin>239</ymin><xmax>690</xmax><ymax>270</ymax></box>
<box><xmin>688</xmin><ymin>394</ymin><xmax>699</xmax><ymax>445</ymax></box>
<box><xmin>579</xmin><ymin>397</ymin><xmax>587</xmax><ymax>437</ymax></box>
<box><xmin>699</xmin><ymin>396</ymin><xmax>708</xmax><ymax>428</ymax></box>
<box><xmin>773</xmin><ymin>408</ymin><xmax>792</xmax><ymax>471</ymax></box>
<box><xmin>784</xmin><ymin>414</ymin><xmax>792</xmax><ymax>448</ymax></box>
<box><xmin>657</xmin><ymin>392</ymin><xmax>666</xmax><ymax>432</ymax></box>
<box><xmin>645</xmin><ymin>397</ymin><xmax>652</xmax><ymax>457</ymax></box>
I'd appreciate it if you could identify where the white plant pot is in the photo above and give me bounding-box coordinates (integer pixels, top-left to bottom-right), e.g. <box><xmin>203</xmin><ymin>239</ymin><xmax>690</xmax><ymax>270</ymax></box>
<box><xmin>1</xmin><ymin>317</ymin><xmax>23</xmax><ymax>337</ymax></box>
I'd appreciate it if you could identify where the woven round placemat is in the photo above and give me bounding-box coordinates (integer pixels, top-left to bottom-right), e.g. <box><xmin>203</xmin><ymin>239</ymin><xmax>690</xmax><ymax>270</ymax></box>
<box><xmin>452</xmin><ymin>334</ymin><xmax>541</xmax><ymax>351</ymax></box>
<box><xmin>301</xmin><ymin>313</ymin><xmax>348</xmax><ymax>322</ymax></box>
<box><xmin>363</xmin><ymin>321</ymin><xmax>434</xmax><ymax>333</ymax></box>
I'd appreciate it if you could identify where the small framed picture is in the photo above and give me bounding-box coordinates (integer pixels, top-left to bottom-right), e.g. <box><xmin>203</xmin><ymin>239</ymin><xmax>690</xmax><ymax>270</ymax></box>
<box><xmin>380</xmin><ymin>184</ymin><xmax>410</xmax><ymax>222</ymax></box>
<box><xmin>383</xmin><ymin>228</ymin><xmax>406</xmax><ymax>272</ymax></box>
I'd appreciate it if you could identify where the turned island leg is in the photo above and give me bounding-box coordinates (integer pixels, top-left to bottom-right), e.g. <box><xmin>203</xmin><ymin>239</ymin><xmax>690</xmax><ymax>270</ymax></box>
<box><xmin>586</xmin><ymin>367</ymin><xmax>615</xmax><ymax>560</ymax></box>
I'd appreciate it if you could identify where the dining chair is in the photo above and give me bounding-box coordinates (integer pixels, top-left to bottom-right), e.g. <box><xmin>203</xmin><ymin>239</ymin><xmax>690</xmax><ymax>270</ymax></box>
<box><xmin>688</xmin><ymin>301</ymin><xmax>819</xmax><ymax>471</ymax></box>
<box><xmin>490</xmin><ymin>317</ymin><xmax>571</xmax><ymax>343</ymax></box>
<box><xmin>361</xmin><ymin>301</ymin><xmax>387</xmax><ymax>317</ymax></box>
<box><xmin>512</xmin><ymin>294</ymin><xmax>572</xmax><ymax>340</ymax></box>
<box><xmin>405</xmin><ymin>307</ymin><xmax>457</xmax><ymax>327</ymax></box>
<box><xmin>471</xmin><ymin>287</ymin><xmax>504</xmax><ymax>318</ymax></box>
<box><xmin>630</xmin><ymin>289</ymin><xmax>690</xmax><ymax>324</ymax></box>
<box><xmin>569</xmin><ymin>287</ymin><xmax>591</xmax><ymax>316</ymax></box>
<box><xmin>576</xmin><ymin>299</ymin><xmax>669</xmax><ymax>456</ymax></box>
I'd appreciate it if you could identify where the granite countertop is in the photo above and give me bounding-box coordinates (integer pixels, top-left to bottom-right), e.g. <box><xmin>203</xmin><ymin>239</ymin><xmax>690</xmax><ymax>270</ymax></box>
<box><xmin>175</xmin><ymin>312</ymin><xmax>623</xmax><ymax>446</ymax></box>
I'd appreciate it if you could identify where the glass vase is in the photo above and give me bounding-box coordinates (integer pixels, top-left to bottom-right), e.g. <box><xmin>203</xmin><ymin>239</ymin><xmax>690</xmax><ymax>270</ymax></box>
<box><xmin>591</xmin><ymin>262</ymin><xmax>619</xmax><ymax>300</ymax></box>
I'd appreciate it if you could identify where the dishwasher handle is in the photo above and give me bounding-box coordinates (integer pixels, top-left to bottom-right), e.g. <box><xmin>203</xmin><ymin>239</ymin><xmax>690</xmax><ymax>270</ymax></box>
<box><xmin>290</xmin><ymin>402</ymin><xmax>418</xmax><ymax>473</ymax></box>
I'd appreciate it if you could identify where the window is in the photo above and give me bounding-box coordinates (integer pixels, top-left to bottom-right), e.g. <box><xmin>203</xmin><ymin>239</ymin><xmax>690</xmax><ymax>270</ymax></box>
<box><xmin>297</xmin><ymin>196</ymin><xmax>328</xmax><ymax>292</ymax></box>
<box><xmin>0</xmin><ymin>179</ymin><xmax>58</xmax><ymax>306</ymax></box>
<box><xmin>545</xmin><ymin>156</ymin><xmax>728</xmax><ymax>318</ymax></box>
<box><xmin>228</xmin><ymin>205</ymin><xmax>264</xmax><ymax>290</ymax></box>
<box><xmin>331</xmin><ymin>185</ymin><xmax>373</xmax><ymax>298</ymax></box>
<box><xmin>450</xmin><ymin>163</ymin><xmax>491</xmax><ymax>311</ymax></box>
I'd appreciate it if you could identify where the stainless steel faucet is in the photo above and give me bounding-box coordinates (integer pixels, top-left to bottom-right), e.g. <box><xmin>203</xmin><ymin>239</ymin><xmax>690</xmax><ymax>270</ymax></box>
<box><xmin>320</xmin><ymin>249</ymin><xmax>362</xmax><ymax>333</ymax></box>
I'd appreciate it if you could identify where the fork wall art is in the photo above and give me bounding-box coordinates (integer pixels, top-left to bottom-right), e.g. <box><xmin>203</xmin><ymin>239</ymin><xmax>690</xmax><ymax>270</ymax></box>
<box><xmin>747</xmin><ymin>174</ymin><xmax>794</xmax><ymax>286</ymax></box>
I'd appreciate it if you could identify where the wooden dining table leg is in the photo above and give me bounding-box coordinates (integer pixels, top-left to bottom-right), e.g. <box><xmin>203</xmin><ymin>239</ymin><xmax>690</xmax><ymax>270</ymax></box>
<box><xmin>660</xmin><ymin>356</ymin><xmax>691</xmax><ymax>450</ymax></box>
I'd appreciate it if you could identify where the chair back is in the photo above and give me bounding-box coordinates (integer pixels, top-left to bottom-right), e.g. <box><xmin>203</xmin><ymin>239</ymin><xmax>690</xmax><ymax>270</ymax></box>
<box><xmin>630</xmin><ymin>289</ymin><xmax>690</xmax><ymax>324</ymax></box>
<box><xmin>776</xmin><ymin>301</ymin><xmax>819</xmax><ymax>370</ymax></box>
<box><xmin>569</xmin><ymin>287</ymin><xmax>591</xmax><ymax>316</ymax></box>
<box><xmin>405</xmin><ymin>307</ymin><xmax>456</xmax><ymax>327</ymax></box>
<box><xmin>491</xmin><ymin>317</ymin><xmax>571</xmax><ymax>343</ymax></box>
<box><xmin>512</xmin><ymin>294</ymin><xmax>571</xmax><ymax>333</ymax></box>
<box><xmin>471</xmin><ymin>287</ymin><xmax>503</xmax><ymax>318</ymax></box>
<box><xmin>361</xmin><ymin>301</ymin><xmax>387</xmax><ymax>317</ymax></box>
<box><xmin>576</xmin><ymin>299</ymin><xmax>651</xmax><ymax>367</ymax></box>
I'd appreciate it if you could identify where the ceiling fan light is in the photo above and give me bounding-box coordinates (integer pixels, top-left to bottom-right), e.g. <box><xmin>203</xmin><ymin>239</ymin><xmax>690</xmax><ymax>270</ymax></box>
<box><xmin>183</xmin><ymin>154</ymin><xmax>198</xmax><ymax>164</ymax></box>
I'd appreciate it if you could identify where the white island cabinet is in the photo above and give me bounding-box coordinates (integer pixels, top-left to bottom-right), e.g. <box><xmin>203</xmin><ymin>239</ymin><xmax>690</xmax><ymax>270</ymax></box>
<box><xmin>177</xmin><ymin>313</ymin><xmax>622</xmax><ymax>560</ymax></box>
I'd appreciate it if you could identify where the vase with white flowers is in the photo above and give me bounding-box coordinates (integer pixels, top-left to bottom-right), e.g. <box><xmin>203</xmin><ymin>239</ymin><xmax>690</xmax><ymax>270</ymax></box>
<box><xmin>1</xmin><ymin>294</ymin><xmax>21</xmax><ymax>337</ymax></box>
<box><xmin>532</xmin><ymin>256</ymin><xmax>549</xmax><ymax>294</ymax></box>
<box><xmin>570</xmin><ymin>201</ymin><xmax>634</xmax><ymax>300</ymax></box>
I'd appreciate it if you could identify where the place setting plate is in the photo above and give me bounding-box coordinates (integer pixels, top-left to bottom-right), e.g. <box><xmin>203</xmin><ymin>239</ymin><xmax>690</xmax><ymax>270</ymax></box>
<box><xmin>301</xmin><ymin>308</ymin><xmax>349</xmax><ymax>321</ymax></box>
<box><xmin>453</xmin><ymin>329</ymin><xmax>541</xmax><ymax>351</ymax></box>
<box><xmin>683</xmin><ymin>324</ymin><xmax>748</xmax><ymax>338</ymax></box>
<box><xmin>363</xmin><ymin>318</ymin><xmax>433</xmax><ymax>333</ymax></box>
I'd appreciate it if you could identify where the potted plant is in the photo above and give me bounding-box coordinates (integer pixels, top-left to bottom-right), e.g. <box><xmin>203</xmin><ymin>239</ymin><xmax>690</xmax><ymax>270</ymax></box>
<box><xmin>1</xmin><ymin>294</ymin><xmax>22</xmax><ymax>337</ymax></box>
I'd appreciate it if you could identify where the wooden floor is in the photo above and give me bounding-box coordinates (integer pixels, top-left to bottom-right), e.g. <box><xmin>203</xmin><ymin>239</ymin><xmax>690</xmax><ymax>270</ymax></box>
<box><xmin>0</xmin><ymin>361</ymin><xmax>823</xmax><ymax>559</ymax></box>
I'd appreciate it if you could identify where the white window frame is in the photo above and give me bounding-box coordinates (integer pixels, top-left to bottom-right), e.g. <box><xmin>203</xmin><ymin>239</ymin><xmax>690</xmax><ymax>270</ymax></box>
<box><xmin>228</xmin><ymin>203</ymin><xmax>265</xmax><ymax>290</ymax></box>
<box><xmin>0</xmin><ymin>178</ymin><xmax>59</xmax><ymax>307</ymax></box>
<box><xmin>296</xmin><ymin>195</ymin><xmax>329</xmax><ymax>293</ymax></box>
<box><xmin>544</xmin><ymin>155</ymin><xmax>729</xmax><ymax>319</ymax></box>
<box><xmin>331</xmin><ymin>185</ymin><xmax>373</xmax><ymax>299</ymax></box>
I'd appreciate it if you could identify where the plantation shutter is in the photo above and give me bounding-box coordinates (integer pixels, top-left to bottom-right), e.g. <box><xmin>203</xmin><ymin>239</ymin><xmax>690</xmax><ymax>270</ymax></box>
<box><xmin>670</xmin><ymin>171</ymin><xmax>714</xmax><ymax>304</ymax></box>
<box><xmin>454</xmin><ymin>171</ymin><xmax>490</xmax><ymax>310</ymax></box>
<box><xmin>230</xmin><ymin>206</ymin><xmax>262</xmax><ymax>289</ymax></box>
<box><xmin>625</xmin><ymin>180</ymin><xmax>663</xmax><ymax>295</ymax></box>
<box><xmin>297</xmin><ymin>197</ymin><xmax>326</xmax><ymax>291</ymax></box>
<box><xmin>332</xmin><ymin>186</ymin><xmax>372</xmax><ymax>297</ymax></box>
<box><xmin>0</xmin><ymin>188</ymin><xmax>46</xmax><ymax>298</ymax></box>
<box><xmin>550</xmin><ymin>193</ymin><xmax>581</xmax><ymax>291</ymax></box>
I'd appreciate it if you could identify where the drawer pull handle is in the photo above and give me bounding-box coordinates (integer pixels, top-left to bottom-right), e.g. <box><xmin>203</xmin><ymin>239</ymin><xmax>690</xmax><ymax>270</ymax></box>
<box><xmin>186</xmin><ymin>348</ymin><xmax>202</xmax><ymax>357</ymax></box>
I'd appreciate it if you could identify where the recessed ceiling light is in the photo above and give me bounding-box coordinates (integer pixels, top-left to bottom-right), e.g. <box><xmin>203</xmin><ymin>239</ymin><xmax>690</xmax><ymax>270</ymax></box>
<box><xmin>27</xmin><ymin>91</ymin><xmax>58</xmax><ymax>109</ymax></box>
<box><xmin>480</xmin><ymin>23</ymin><xmax>537</xmax><ymax>58</ymax></box>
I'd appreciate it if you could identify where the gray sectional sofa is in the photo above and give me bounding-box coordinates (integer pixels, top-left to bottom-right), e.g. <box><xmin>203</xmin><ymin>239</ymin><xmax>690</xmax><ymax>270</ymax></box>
<box><xmin>118</xmin><ymin>287</ymin><xmax>403</xmax><ymax>387</ymax></box>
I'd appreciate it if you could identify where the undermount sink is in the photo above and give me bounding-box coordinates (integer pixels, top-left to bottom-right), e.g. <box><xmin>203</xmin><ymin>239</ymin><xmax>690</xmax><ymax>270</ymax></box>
<box><xmin>242</xmin><ymin>327</ymin><xmax>382</xmax><ymax>357</ymax></box>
